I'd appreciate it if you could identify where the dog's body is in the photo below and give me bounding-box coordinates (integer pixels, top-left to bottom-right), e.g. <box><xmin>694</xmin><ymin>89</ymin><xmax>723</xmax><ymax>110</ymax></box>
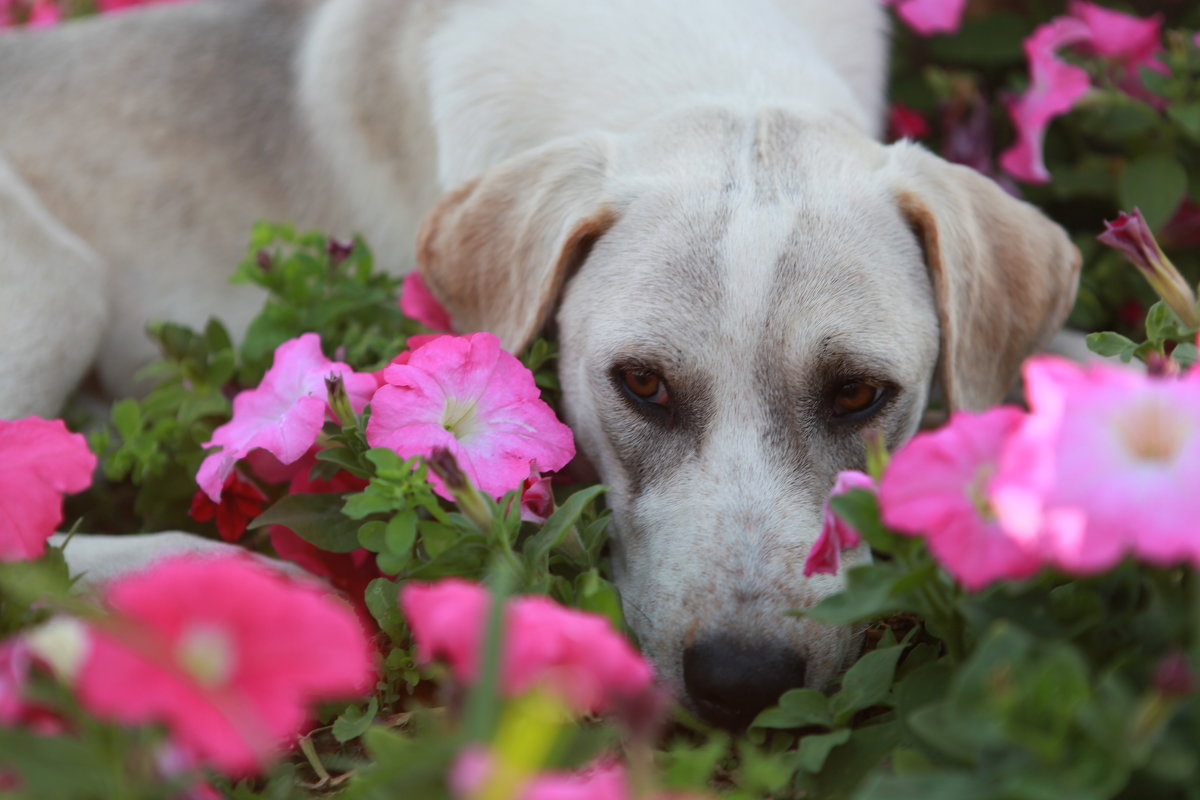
<box><xmin>2</xmin><ymin>0</ymin><xmax>1080</xmax><ymax>726</ymax></box>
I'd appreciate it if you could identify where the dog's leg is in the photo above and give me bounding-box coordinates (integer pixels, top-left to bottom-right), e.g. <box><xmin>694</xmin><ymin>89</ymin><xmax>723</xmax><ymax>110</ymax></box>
<box><xmin>0</xmin><ymin>156</ymin><xmax>109</xmax><ymax>417</ymax></box>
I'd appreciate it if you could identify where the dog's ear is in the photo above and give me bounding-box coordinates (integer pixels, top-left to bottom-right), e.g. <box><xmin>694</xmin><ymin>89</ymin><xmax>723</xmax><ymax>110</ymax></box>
<box><xmin>885</xmin><ymin>142</ymin><xmax>1081</xmax><ymax>411</ymax></box>
<box><xmin>416</xmin><ymin>135</ymin><xmax>617</xmax><ymax>352</ymax></box>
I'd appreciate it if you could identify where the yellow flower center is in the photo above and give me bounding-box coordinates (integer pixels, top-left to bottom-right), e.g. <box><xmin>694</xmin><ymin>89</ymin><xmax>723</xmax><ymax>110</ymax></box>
<box><xmin>1115</xmin><ymin>396</ymin><xmax>1191</xmax><ymax>464</ymax></box>
<box><xmin>441</xmin><ymin>396</ymin><xmax>481</xmax><ymax>439</ymax></box>
<box><xmin>176</xmin><ymin>624</ymin><xmax>236</xmax><ymax>688</ymax></box>
<box><xmin>967</xmin><ymin>463</ymin><xmax>997</xmax><ymax>522</ymax></box>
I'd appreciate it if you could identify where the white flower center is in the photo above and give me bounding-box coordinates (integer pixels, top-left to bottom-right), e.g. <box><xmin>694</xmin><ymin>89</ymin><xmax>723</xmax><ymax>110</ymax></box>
<box><xmin>967</xmin><ymin>463</ymin><xmax>997</xmax><ymax>521</ymax></box>
<box><xmin>1115</xmin><ymin>396</ymin><xmax>1191</xmax><ymax>464</ymax></box>
<box><xmin>441</xmin><ymin>396</ymin><xmax>481</xmax><ymax>440</ymax></box>
<box><xmin>176</xmin><ymin>624</ymin><xmax>236</xmax><ymax>687</ymax></box>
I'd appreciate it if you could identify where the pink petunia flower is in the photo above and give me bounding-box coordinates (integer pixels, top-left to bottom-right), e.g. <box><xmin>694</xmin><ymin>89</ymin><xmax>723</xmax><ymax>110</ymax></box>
<box><xmin>195</xmin><ymin>333</ymin><xmax>376</xmax><ymax>502</ymax></box>
<box><xmin>518</xmin><ymin>467</ymin><xmax>555</xmax><ymax>524</ymax></box>
<box><xmin>1000</xmin><ymin>3</ymin><xmax>1165</xmax><ymax>183</ymax></box>
<box><xmin>366</xmin><ymin>332</ymin><xmax>574</xmax><ymax>501</ymax></box>
<box><xmin>879</xmin><ymin>407</ymin><xmax>1044</xmax><ymax>591</ymax></box>
<box><xmin>991</xmin><ymin>356</ymin><xmax>1200</xmax><ymax>574</ymax></box>
<box><xmin>999</xmin><ymin>16</ymin><xmax>1092</xmax><ymax>184</ymax></box>
<box><xmin>882</xmin><ymin>0</ymin><xmax>966</xmax><ymax>36</ymax></box>
<box><xmin>0</xmin><ymin>417</ymin><xmax>96</xmax><ymax>562</ymax></box>
<box><xmin>400</xmin><ymin>271</ymin><xmax>454</xmax><ymax>332</ymax></box>
<box><xmin>76</xmin><ymin>554</ymin><xmax>375</xmax><ymax>776</ymax></box>
<box><xmin>804</xmin><ymin>470</ymin><xmax>874</xmax><ymax>577</ymax></box>
<box><xmin>401</xmin><ymin>578</ymin><xmax>653</xmax><ymax>713</ymax></box>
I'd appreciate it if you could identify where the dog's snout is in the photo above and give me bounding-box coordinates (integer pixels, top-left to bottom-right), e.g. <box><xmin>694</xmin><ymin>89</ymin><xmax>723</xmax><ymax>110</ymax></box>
<box><xmin>682</xmin><ymin>637</ymin><xmax>807</xmax><ymax>729</ymax></box>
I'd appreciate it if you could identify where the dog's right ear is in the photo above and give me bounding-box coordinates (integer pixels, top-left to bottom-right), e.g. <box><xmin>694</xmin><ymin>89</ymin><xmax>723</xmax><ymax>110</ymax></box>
<box><xmin>416</xmin><ymin>135</ymin><xmax>617</xmax><ymax>353</ymax></box>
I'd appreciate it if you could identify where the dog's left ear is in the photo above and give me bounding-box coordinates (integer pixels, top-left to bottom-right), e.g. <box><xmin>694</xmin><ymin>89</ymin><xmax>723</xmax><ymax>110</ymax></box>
<box><xmin>416</xmin><ymin>135</ymin><xmax>618</xmax><ymax>352</ymax></box>
<box><xmin>885</xmin><ymin>142</ymin><xmax>1081</xmax><ymax>410</ymax></box>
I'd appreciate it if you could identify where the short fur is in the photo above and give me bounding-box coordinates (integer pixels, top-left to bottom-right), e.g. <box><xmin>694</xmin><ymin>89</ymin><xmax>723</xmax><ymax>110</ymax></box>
<box><xmin>2</xmin><ymin>0</ymin><xmax>1079</xmax><ymax>723</ymax></box>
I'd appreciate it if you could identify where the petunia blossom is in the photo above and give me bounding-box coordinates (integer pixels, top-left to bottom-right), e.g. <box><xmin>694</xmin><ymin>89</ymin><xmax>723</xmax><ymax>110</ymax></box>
<box><xmin>188</xmin><ymin>471</ymin><xmax>268</xmax><ymax>543</ymax></box>
<box><xmin>77</xmin><ymin>554</ymin><xmax>375</xmax><ymax>776</ymax></box>
<box><xmin>1098</xmin><ymin>208</ymin><xmax>1200</xmax><ymax>328</ymax></box>
<box><xmin>366</xmin><ymin>332</ymin><xmax>574</xmax><ymax>501</ymax></box>
<box><xmin>401</xmin><ymin>578</ymin><xmax>653</xmax><ymax>713</ymax></box>
<box><xmin>804</xmin><ymin>470</ymin><xmax>874</xmax><ymax>577</ymax></box>
<box><xmin>879</xmin><ymin>407</ymin><xmax>1044</xmax><ymax>591</ymax></box>
<box><xmin>999</xmin><ymin>16</ymin><xmax>1092</xmax><ymax>184</ymax></box>
<box><xmin>991</xmin><ymin>356</ymin><xmax>1200</xmax><ymax>574</ymax></box>
<box><xmin>195</xmin><ymin>333</ymin><xmax>376</xmax><ymax>502</ymax></box>
<box><xmin>881</xmin><ymin>0</ymin><xmax>966</xmax><ymax>36</ymax></box>
<box><xmin>0</xmin><ymin>417</ymin><xmax>96</xmax><ymax>562</ymax></box>
<box><xmin>400</xmin><ymin>271</ymin><xmax>454</xmax><ymax>332</ymax></box>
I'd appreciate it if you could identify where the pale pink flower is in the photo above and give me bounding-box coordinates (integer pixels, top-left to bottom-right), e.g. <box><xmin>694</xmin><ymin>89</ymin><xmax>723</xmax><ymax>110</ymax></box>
<box><xmin>0</xmin><ymin>417</ymin><xmax>95</xmax><ymax>562</ymax></box>
<box><xmin>196</xmin><ymin>333</ymin><xmax>375</xmax><ymax>501</ymax></box>
<box><xmin>991</xmin><ymin>357</ymin><xmax>1200</xmax><ymax>574</ymax></box>
<box><xmin>366</xmin><ymin>332</ymin><xmax>574</xmax><ymax>501</ymax></box>
<box><xmin>400</xmin><ymin>271</ymin><xmax>454</xmax><ymax>332</ymax></box>
<box><xmin>879</xmin><ymin>407</ymin><xmax>1044</xmax><ymax>591</ymax></box>
<box><xmin>77</xmin><ymin>555</ymin><xmax>375</xmax><ymax>776</ymax></box>
<box><xmin>401</xmin><ymin>578</ymin><xmax>653</xmax><ymax>713</ymax></box>
<box><xmin>450</xmin><ymin>748</ymin><xmax>628</xmax><ymax>800</ymax></box>
<box><xmin>882</xmin><ymin>0</ymin><xmax>966</xmax><ymax>36</ymax></box>
<box><xmin>804</xmin><ymin>470</ymin><xmax>874</xmax><ymax>577</ymax></box>
<box><xmin>97</xmin><ymin>0</ymin><xmax>190</xmax><ymax>11</ymax></box>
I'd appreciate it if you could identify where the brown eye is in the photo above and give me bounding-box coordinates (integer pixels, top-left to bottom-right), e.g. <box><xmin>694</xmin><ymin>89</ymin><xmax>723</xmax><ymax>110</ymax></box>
<box><xmin>832</xmin><ymin>381</ymin><xmax>882</xmax><ymax>417</ymax></box>
<box><xmin>622</xmin><ymin>369</ymin><xmax>669</xmax><ymax>405</ymax></box>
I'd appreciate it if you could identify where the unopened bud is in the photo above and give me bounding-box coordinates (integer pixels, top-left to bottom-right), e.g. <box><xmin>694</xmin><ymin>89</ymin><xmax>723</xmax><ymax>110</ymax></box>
<box><xmin>325</xmin><ymin>373</ymin><xmax>355</xmax><ymax>428</ymax></box>
<box><xmin>1098</xmin><ymin>209</ymin><xmax>1200</xmax><ymax>329</ymax></box>
<box><xmin>327</xmin><ymin>237</ymin><xmax>354</xmax><ymax>267</ymax></box>
<box><xmin>1154</xmin><ymin>651</ymin><xmax>1195</xmax><ymax>697</ymax></box>
<box><xmin>427</xmin><ymin>447</ymin><xmax>492</xmax><ymax>531</ymax></box>
<box><xmin>255</xmin><ymin>249</ymin><xmax>273</xmax><ymax>273</ymax></box>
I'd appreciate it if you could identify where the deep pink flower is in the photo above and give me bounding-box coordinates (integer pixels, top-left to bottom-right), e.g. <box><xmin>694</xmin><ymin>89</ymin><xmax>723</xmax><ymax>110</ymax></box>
<box><xmin>77</xmin><ymin>555</ymin><xmax>375</xmax><ymax>776</ymax></box>
<box><xmin>196</xmin><ymin>334</ymin><xmax>375</xmax><ymax>502</ymax></box>
<box><xmin>1068</xmin><ymin>1</ymin><xmax>1162</xmax><ymax>70</ymax></box>
<box><xmin>400</xmin><ymin>271</ymin><xmax>454</xmax><ymax>332</ymax></box>
<box><xmin>804</xmin><ymin>470</ymin><xmax>874</xmax><ymax>577</ymax></box>
<box><xmin>366</xmin><ymin>332</ymin><xmax>574</xmax><ymax>501</ymax></box>
<box><xmin>879</xmin><ymin>407</ymin><xmax>1044</xmax><ymax>591</ymax></box>
<box><xmin>991</xmin><ymin>357</ymin><xmax>1200</xmax><ymax>574</ymax></box>
<box><xmin>882</xmin><ymin>0</ymin><xmax>966</xmax><ymax>36</ymax></box>
<box><xmin>886</xmin><ymin>102</ymin><xmax>930</xmax><ymax>141</ymax></box>
<box><xmin>401</xmin><ymin>578</ymin><xmax>653</xmax><ymax>713</ymax></box>
<box><xmin>999</xmin><ymin>17</ymin><xmax>1092</xmax><ymax>184</ymax></box>
<box><xmin>0</xmin><ymin>417</ymin><xmax>96</xmax><ymax>562</ymax></box>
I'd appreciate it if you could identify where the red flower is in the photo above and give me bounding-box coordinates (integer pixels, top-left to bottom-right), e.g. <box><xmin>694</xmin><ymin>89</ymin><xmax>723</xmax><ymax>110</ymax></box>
<box><xmin>886</xmin><ymin>102</ymin><xmax>930</xmax><ymax>142</ymax></box>
<box><xmin>188</xmin><ymin>472</ymin><xmax>268</xmax><ymax>543</ymax></box>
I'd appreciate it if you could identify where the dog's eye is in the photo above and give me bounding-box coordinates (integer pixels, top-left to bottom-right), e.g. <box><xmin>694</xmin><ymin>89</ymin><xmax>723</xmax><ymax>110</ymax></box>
<box><xmin>621</xmin><ymin>369</ymin><xmax>669</xmax><ymax>405</ymax></box>
<box><xmin>832</xmin><ymin>381</ymin><xmax>883</xmax><ymax>418</ymax></box>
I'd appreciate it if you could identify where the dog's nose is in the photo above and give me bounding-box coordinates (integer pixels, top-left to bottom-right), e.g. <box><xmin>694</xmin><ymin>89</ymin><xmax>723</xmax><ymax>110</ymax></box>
<box><xmin>682</xmin><ymin>637</ymin><xmax>807</xmax><ymax>729</ymax></box>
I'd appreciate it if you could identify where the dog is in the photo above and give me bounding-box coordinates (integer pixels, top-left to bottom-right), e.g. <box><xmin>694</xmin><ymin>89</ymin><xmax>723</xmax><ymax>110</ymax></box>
<box><xmin>1</xmin><ymin>0</ymin><xmax>1080</xmax><ymax>728</ymax></box>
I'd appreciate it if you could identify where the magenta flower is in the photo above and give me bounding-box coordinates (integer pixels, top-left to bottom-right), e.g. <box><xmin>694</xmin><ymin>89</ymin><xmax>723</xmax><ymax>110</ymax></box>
<box><xmin>882</xmin><ymin>0</ymin><xmax>966</xmax><ymax>36</ymax></box>
<box><xmin>885</xmin><ymin>102</ymin><xmax>930</xmax><ymax>142</ymax></box>
<box><xmin>999</xmin><ymin>16</ymin><xmax>1092</xmax><ymax>184</ymax></box>
<box><xmin>77</xmin><ymin>555</ymin><xmax>375</xmax><ymax>776</ymax></box>
<box><xmin>0</xmin><ymin>417</ymin><xmax>95</xmax><ymax>562</ymax></box>
<box><xmin>401</xmin><ymin>578</ymin><xmax>654</xmax><ymax>713</ymax></box>
<box><xmin>991</xmin><ymin>356</ymin><xmax>1200</xmax><ymax>574</ymax></box>
<box><xmin>804</xmin><ymin>470</ymin><xmax>874</xmax><ymax>577</ymax></box>
<box><xmin>879</xmin><ymin>407</ymin><xmax>1044</xmax><ymax>591</ymax></box>
<box><xmin>1098</xmin><ymin>209</ymin><xmax>1199</xmax><ymax>328</ymax></box>
<box><xmin>1067</xmin><ymin>1</ymin><xmax>1162</xmax><ymax>71</ymax></box>
<box><xmin>196</xmin><ymin>334</ymin><xmax>376</xmax><ymax>502</ymax></box>
<box><xmin>366</xmin><ymin>332</ymin><xmax>574</xmax><ymax>501</ymax></box>
<box><xmin>400</xmin><ymin>271</ymin><xmax>454</xmax><ymax>332</ymax></box>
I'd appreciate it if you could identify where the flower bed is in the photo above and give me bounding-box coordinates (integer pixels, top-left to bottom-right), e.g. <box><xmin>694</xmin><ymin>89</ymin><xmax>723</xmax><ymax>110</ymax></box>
<box><xmin>2</xmin><ymin>2</ymin><xmax>1200</xmax><ymax>799</ymax></box>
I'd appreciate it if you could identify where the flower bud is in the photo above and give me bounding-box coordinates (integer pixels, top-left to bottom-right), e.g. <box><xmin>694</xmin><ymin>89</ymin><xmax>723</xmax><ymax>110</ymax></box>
<box><xmin>325</xmin><ymin>373</ymin><xmax>356</xmax><ymax>428</ymax></box>
<box><xmin>428</xmin><ymin>448</ymin><xmax>492</xmax><ymax>531</ymax></box>
<box><xmin>1098</xmin><ymin>209</ymin><xmax>1200</xmax><ymax>329</ymax></box>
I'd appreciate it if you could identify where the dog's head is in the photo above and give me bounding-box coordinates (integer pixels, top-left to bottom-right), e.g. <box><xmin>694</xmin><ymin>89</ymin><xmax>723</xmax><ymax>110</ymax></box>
<box><xmin>417</xmin><ymin>109</ymin><xmax>1080</xmax><ymax>728</ymax></box>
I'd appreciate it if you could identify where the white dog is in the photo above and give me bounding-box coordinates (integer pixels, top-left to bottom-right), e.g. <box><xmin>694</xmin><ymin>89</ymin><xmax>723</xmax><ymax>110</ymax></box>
<box><xmin>1</xmin><ymin>0</ymin><xmax>1079</xmax><ymax>727</ymax></box>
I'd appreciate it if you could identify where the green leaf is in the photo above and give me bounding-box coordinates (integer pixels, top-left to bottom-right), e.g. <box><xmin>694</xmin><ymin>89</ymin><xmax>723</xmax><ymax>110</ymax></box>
<box><xmin>798</xmin><ymin>562</ymin><xmax>906</xmax><ymax>625</ymax></box>
<box><xmin>1167</xmin><ymin>102</ymin><xmax>1200</xmax><ymax>144</ymax></box>
<box><xmin>795</xmin><ymin>729</ymin><xmax>852</xmax><ymax>773</ymax></box>
<box><xmin>828</xmin><ymin>490</ymin><xmax>893</xmax><ymax>553</ymax></box>
<box><xmin>574</xmin><ymin>569</ymin><xmax>624</xmax><ymax>629</ymax></box>
<box><xmin>522</xmin><ymin>484</ymin><xmax>608</xmax><ymax>565</ymax></box>
<box><xmin>111</xmin><ymin>398</ymin><xmax>143</xmax><ymax>439</ymax></box>
<box><xmin>1173</xmin><ymin>342</ymin><xmax>1198</xmax><ymax>368</ymax></box>
<box><xmin>1085</xmin><ymin>331</ymin><xmax>1138</xmax><ymax>362</ymax></box>
<box><xmin>854</xmin><ymin>771</ymin><xmax>995</xmax><ymax>800</ymax></box>
<box><xmin>384</xmin><ymin>510</ymin><xmax>418</xmax><ymax>555</ymax></box>
<box><xmin>364</xmin><ymin>577</ymin><xmax>403</xmax><ymax>639</ymax></box>
<box><xmin>1118</xmin><ymin>154</ymin><xmax>1188</xmax><ymax>231</ymax></box>
<box><xmin>332</xmin><ymin>697</ymin><xmax>379</xmax><ymax>743</ymax></box>
<box><xmin>830</xmin><ymin>641</ymin><xmax>907</xmax><ymax>722</ymax></box>
<box><xmin>250</xmin><ymin>493</ymin><xmax>362</xmax><ymax>552</ymax></box>
<box><xmin>357</xmin><ymin>521</ymin><xmax>387</xmax><ymax>552</ymax></box>
<box><xmin>752</xmin><ymin>688</ymin><xmax>833</xmax><ymax>730</ymax></box>
<box><xmin>925</xmin><ymin>12</ymin><xmax>1025</xmax><ymax>66</ymax></box>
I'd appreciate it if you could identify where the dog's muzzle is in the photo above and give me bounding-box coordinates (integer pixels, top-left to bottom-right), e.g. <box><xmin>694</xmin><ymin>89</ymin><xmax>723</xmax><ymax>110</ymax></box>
<box><xmin>682</xmin><ymin>635</ymin><xmax>807</xmax><ymax>729</ymax></box>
